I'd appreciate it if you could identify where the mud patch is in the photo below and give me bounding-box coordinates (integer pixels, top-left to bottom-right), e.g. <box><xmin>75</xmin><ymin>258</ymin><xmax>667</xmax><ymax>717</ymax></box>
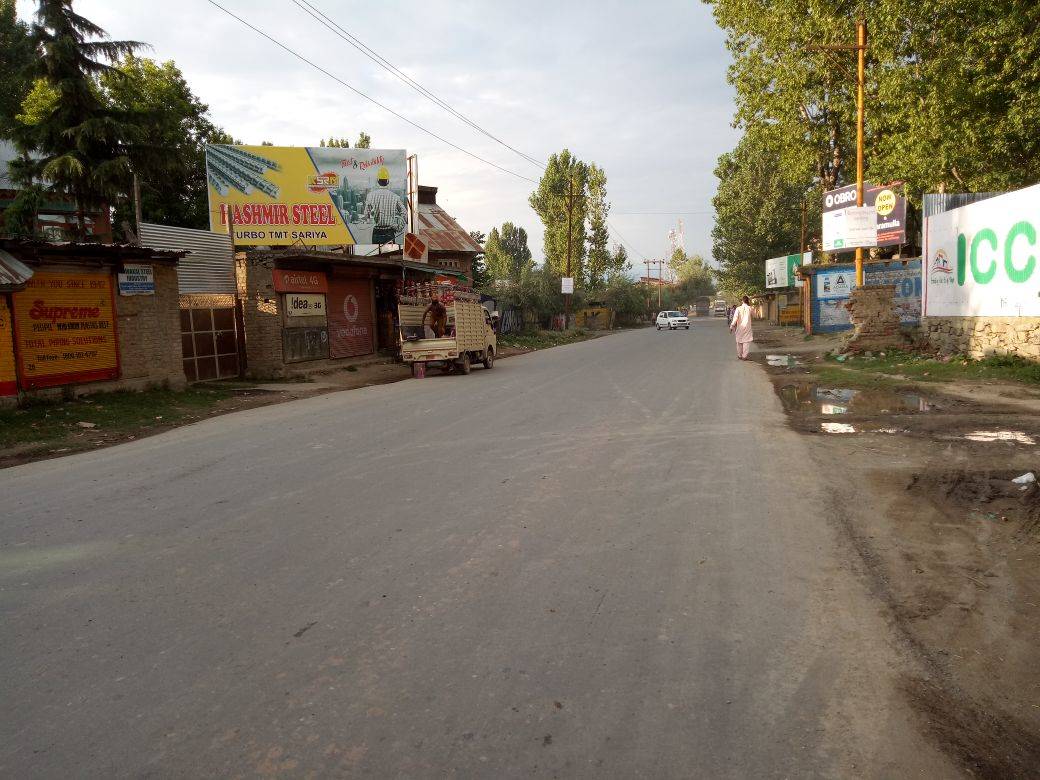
<box><xmin>903</xmin><ymin>676</ymin><xmax>1040</xmax><ymax>779</ymax></box>
<box><xmin>779</xmin><ymin>384</ymin><xmax>936</xmax><ymax>415</ymax></box>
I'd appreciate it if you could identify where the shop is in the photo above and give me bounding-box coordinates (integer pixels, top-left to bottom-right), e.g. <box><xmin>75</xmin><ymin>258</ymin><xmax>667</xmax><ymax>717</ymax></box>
<box><xmin>235</xmin><ymin>249</ymin><xmax>443</xmax><ymax>379</ymax></box>
<box><xmin>0</xmin><ymin>239</ymin><xmax>186</xmax><ymax>402</ymax></box>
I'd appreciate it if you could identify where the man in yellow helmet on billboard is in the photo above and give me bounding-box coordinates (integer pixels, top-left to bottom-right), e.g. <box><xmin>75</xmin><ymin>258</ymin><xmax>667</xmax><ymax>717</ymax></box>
<box><xmin>363</xmin><ymin>165</ymin><xmax>407</xmax><ymax>245</ymax></box>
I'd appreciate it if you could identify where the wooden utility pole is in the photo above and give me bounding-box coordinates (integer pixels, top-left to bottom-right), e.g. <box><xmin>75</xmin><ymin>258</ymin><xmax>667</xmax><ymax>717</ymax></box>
<box><xmin>800</xmin><ymin>196</ymin><xmax>807</xmax><ymax>253</ymax></box>
<box><xmin>657</xmin><ymin>260</ymin><xmax>663</xmax><ymax>309</ymax></box>
<box><xmin>564</xmin><ymin>176</ymin><xmax>575</xmax><ymax>326</ymax></box>
<box><xmin>132</xmin><ymin>174</ymin><xmax>143</xmax><ymax>244</ymax></box>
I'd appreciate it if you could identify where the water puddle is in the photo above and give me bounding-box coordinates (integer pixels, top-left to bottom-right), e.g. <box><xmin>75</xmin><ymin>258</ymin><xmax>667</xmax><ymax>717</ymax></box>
<box><xmin>962</xmin><ymin>430</ymin><xmax>1036</xmax><ymax>445</ymax></box>
<box><xmin>766</xmin><ymin>354</ymin><xmax>802</xmax><ymax>368</ymax></box>
<box><xmin>821</xmin><ymin>422</ymin><xmax>857</xmax><ymax>434</ymax></box>
<box><xmin>779</xmin><ymin>384</ymin><xmax>935</xmax><ymax>415</ymax></box>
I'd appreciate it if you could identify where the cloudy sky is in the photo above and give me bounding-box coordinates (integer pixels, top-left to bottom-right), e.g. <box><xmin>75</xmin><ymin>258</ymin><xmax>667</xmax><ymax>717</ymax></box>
<box><xmin>16</xmin><ymin>0</ymin><xmax>738</xmax><ymax>268</ymax></box>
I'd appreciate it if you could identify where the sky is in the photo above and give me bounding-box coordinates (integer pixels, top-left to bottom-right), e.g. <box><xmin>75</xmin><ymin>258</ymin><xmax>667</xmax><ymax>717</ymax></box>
<box><xmin>15</xmin><ymin>0</ymin><xmax>739</xmax><ymax>270</ymax></box>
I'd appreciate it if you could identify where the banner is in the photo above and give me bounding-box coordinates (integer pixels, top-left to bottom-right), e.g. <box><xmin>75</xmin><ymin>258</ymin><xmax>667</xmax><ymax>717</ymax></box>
<box><xmin>12</xmin><ymin>271</ymin><xmax>119</xmax><ymax>389</ymax></box>
<box><xmin>924</xmin><ymin>183</ymin><xmax>1040</xmax><ymax>317</ymax></box>
<box><xmin>765</xmin><ymin>252</ymin><xmax>812</xmax><ymax>288</ymax></box>
<box><xmin>822</xmin><ymin>183</ymin><xmax>906</xmax><ymax>250</ymax></box>
<box><xmin>0</xmin><ymin>297</ymin><xmax>15</xmax><ymax>395</ymax></box>
<box><xmin>206</xmin><ymin>145</ymin><xmax>408</xmax><ymax>247</ymax></box>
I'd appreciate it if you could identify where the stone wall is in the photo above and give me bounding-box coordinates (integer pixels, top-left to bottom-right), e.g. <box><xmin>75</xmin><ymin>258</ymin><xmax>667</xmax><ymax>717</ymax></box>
<box><xmin>843</xmin><ymin>285</ymin><xmax>911</xmax><ymax>353</ymax></box>
<box><xmin>925</xmin><ymin>317</ymin><xmax>1040</xmax><ymax>360</ymax></box>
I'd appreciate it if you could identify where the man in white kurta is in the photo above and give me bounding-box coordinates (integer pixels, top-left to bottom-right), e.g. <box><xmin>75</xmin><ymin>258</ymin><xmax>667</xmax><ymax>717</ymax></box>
<box><xmin>729</xmin><ymin>296</ymin><xmax>754</xmax><ymax>360</ymax></box>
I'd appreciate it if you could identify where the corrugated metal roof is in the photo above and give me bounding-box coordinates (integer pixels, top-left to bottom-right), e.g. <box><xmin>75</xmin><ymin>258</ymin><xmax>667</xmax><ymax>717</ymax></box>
<box><xmin>922</xmin><ymin>192</ymin><xmax>1004</xmax><ymax>219</ymax></box>
<box><xmin>139</xmin><ymin>222</ymin><xmax>235</xmax><ymax>295</ymax></box>
<box><xmin>0</xmin><ymin>248</ymin><xmax>33</xmax><ymax>292</ymax></box>
<box><xmin>417</xmin><ymin>202</ymin><xmax>483</xmax><ymax>254</ymax></box>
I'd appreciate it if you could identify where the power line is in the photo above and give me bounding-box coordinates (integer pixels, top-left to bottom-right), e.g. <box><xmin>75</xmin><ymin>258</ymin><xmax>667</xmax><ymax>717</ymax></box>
<box><xmin>205</xmin><ymin>0</ymin><xmax>538</xmax><ymax>185</ymax></box>
<box><xmin>606</xmin><ymin>220</ymin><xmax>649</xmax><ymax>261</ymax></box>
<box><xmin>612</xmin><ymin>210</ymin><xmax>713</xmax><ymax>215</ymax></box>
<box><xmin>292</xmin><ymin>0</ymin><xmax>545</xmax><ymax>170</ymax></box>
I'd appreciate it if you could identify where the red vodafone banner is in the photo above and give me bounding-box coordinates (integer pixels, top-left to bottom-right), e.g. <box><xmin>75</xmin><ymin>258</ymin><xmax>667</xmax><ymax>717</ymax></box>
<box><xmin>327</xmin><ymin>278</ymin><xmax>374</xmax><ymax>358</ymax></box>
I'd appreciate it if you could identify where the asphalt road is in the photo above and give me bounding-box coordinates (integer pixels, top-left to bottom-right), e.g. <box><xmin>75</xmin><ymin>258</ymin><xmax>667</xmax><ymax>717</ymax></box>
<box><xmin>1</xmin><ymin>320</ymin><xmax>955</xmax><ymax>777</ymax></box>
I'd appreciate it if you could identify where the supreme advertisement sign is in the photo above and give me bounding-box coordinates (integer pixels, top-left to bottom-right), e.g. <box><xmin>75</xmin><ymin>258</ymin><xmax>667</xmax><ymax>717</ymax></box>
<box><xmin>272</xmin><ymin>269</ymin><xmax>328</xmax><ymax>293</ymax></box>
<box><xmin>327</xmin><ymin>278</ymin><xmax>374</xmax><ymax>358</ymax></box>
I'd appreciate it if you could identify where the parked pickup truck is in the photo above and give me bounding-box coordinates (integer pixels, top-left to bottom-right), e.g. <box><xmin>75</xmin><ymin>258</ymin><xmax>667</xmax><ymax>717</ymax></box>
<box><xmin>399</xmin><ymin>292</ymin><xmax>497</xmax><ymax>378</ymax></box>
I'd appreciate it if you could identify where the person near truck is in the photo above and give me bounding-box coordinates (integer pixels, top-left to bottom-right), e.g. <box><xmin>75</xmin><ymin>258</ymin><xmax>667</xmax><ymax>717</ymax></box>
<box><xmin>729</xmin><ymin>295</ymin><xmax>754</xmax><ymax>360</ymax></box>
<box><xmin>422</xmin><ymin>290</ymin><xmax>448</xmax><ymax>338</ymax></box>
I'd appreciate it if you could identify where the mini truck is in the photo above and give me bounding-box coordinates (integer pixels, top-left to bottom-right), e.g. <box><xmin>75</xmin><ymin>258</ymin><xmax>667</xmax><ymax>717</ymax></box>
<box><xmin>399</xmin><ymin>291</ymin><xmax>497</xmax><ymax>378</ymax></box>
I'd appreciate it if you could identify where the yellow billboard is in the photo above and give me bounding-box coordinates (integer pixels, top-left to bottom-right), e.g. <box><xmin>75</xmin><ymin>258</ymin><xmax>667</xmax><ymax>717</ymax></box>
<box><xmin>206</xmin><ymin>145</ymin><xmax>408</xmax><ymax>246</ymax></box>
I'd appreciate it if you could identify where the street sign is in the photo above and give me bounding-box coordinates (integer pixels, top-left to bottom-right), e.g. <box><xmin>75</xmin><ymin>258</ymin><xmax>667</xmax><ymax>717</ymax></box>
<box><xmin>404</xmin><ymin>232</ymin><xmax>427</xmax><ymax>260</ymax></box>
<box><xmin>561</xmin><ymin>277</ymin><xmax>574</xmax><ymax>294</ymax></box>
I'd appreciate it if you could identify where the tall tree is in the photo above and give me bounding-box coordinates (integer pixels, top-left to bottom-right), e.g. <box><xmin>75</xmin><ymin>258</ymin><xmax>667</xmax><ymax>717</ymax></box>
<box><xmin>484</xmin><ymin>222</ymin><xmax>532</xmax><ymax>282</ymax></box>
<box><xmin>355</xmin><ymin>131</ymin><xmax>371</xmax><ymax>149</ymax></box>
<box><xmin>10</xmin><ymin>0</ymin><xmax>142</xmax><ymax>238</ymax></box>
<box><xmin>529</xmin><ymin>149</ymin><xmax>589</xmax><ymax>283</ymax></box>
<box><xmin>606</xmin><ymin>243</ymin><xmax>630</xmax><ymax>280</ymax></box>
<box><xmin>0</xmin><ymin>0</ymin><xmax>33</xmax><ymax>138</ymax></box>
<box><xmin>101</xmin><ymin>55</ymin><xmax>230</xmax><ymax>229</ymax></box>
<box><xmin>585</xmin><ymin>164</ymin><xmax>610</xmax><ymax>288</ymax></box>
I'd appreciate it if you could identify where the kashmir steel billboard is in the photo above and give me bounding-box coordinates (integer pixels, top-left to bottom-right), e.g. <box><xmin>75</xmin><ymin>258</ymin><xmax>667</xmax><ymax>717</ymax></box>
<box><xmin>206</xmin><ymin>145</ymin><xmax>408</xmax><ymax>246</ymax></box>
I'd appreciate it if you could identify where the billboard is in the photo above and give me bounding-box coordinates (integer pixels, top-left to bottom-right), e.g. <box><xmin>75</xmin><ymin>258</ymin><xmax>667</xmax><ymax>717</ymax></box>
<box><xmin>822</xmin><ymin>183</ymin><xmax>907</xmax><ymax>251</ymax></box>
<box><xmin>924</xmin><ymin>183</ymin><xmax>1040</xmax><ymax>317</ymax></box>
<box><xmin>811</xmin><ymin>261</ymin><xmax>921</xmax><ymax>332</ymax></box>
<box><xmin>206</xmin><ymin>145</ymin><xmax>408</xmax><ymax>247</ymax></box>
<box><xmin>766</xmin><ymin>252</ymin><xmax>812</xmax><ymax>288</ymax></box>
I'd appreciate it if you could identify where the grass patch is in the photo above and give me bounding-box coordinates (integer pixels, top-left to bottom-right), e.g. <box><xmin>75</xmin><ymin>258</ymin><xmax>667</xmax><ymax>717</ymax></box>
<box><xmin>821</xmin><ymin>350</ymin><xmax>1040</xmax><ymax>385</ymax></box>
<box><xmin>0</xmin><ymin>385</ymin><xmax>236</xmax><ymax>453</ymax></box>
<box><xmin>498</xmin><ymin>329</ymin><xmax>592</xmax><ymax>350</ymax></box>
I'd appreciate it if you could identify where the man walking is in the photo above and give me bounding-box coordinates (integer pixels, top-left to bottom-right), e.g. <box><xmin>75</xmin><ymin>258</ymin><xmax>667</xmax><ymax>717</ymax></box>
<box><xmin>364</xmin><ymin>165</ymin><xmax>407</xmax><ymax>245</ymax></box>
<box><xmin>729</xmin><ymin>295</ymin><xmax>754</xmax><ymax>360</ymax></box>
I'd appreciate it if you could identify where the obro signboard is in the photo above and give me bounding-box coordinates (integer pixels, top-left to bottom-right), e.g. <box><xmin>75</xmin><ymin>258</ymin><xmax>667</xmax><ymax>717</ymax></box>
<box><xmin>924</xmin><ymin>184</ymin><xmax>1040</xmax><ymax>317</ymax></box>
<box><xmin>206</xmin><ymin>145</ymin><xmax>407</xmax><ymax>246</ymax></box>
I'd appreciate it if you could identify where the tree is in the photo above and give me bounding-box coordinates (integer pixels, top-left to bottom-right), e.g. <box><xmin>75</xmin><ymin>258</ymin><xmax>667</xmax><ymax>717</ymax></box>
<box><xmin>585</xmin><ymin>164</ymin><xmax>610</xmax><ymax>287</ymax></box>
<box><xmin>669</xmin><ymin>248</ymin><xmax>716</xmax><ymax>298</ymax></box>
<box><xmin>606</xmin><ymin>243</ymin><xmax>630</xmax><ymax>280</ymax></box>
<box><xmin>468</xmin><ymin>229</ymin><xmax>490</xmax><ymax>289</ymax></box>
<box><xmin>0</xmin><ymin>0</ymin><xmax>33</xmax><ymax>138</ymax></box>
<box><xmin>355</xmin><ymin>131</ymin><xmax>371</xmax><ymax>149</ymax></box>
<box><xmin>711</xmin><ymin>128</ymin><xmax>812</xmax><ymax>296</ymax></box>
<box><xmin>10</xmin><ymin>0</ymin><xmax>142</xmax><ymax>238</ymax></box>
<box><xmin>529</xmin><ymin>149</ymin><xmax>589</xmax><ymax>284</ymax></box>
<box><xmin>484</xmin><ymin>222</ymin><xmax>532</xmax><ymax>282</ymax></box>
<box><xmin>101</xmin><ymin>55</ymin><xmax>230</xmax><ymax>229</ymax></box>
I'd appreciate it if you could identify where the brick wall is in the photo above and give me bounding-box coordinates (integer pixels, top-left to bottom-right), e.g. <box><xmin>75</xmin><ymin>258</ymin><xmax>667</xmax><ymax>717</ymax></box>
<box><xmin>113</xmin><ymin>263</ymin><xmax>186</xmax><ymax>389</ymax></box>
<box><xmin>925</xmin><ymin>317</ymin><xmax>1040</xmax><ymax>360</ymax></box>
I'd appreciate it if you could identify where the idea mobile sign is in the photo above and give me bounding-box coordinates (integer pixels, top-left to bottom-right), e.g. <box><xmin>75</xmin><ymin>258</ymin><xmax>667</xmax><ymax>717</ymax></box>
<box><xmin>822</xmin><ymin>183</ymin><xmax>907</xmax><ymax>250</ymax></box>
<box><xmin>924</xmin><ymin>183</ymin><xmax>1040</xmax><ymax>317</ymax></box>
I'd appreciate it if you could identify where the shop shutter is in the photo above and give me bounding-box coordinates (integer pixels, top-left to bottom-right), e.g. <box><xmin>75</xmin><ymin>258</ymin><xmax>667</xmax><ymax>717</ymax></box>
<box><xmin>327</xmin><ymin>277</ymin><xmax>374</xmax><ymax>358</ymax></box>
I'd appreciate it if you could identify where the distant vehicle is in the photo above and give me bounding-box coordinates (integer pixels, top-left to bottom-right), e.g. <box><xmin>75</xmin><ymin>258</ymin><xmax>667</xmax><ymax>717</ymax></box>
<box><xmin>713</xmin><ymin>300</ymin><xmax>728</xmax><ymax>317</ymax></box>
<box><xmin>656</xmin><ymin>310</ymin><xmax>689</xmax><ymax>330</ymax></box>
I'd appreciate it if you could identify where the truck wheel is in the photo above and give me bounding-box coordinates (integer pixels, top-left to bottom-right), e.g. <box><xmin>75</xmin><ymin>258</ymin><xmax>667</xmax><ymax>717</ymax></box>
<box><xmin>483</xmin><ymin>347</ymin><xmax>494</xmax><ymax>369</ymax></box>
<box><xmin>459</xmin><ymin>353</ymin><xmax>472</xmax><ymax>375</ymax></box>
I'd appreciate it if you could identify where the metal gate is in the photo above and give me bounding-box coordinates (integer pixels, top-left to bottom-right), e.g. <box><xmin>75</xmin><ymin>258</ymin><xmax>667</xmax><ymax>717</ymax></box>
<box><xmin>327</xmin><ymin>278</ymin><xmax>374</xmax><ymax>358</ymax></box>
<box><xmin>180</xmin><ymin>305</ymin><xmax>241</xmax><ymax>381</ymax></box>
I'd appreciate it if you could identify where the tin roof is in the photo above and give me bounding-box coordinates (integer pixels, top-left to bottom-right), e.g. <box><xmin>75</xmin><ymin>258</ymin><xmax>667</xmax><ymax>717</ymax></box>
<box><xmin>0</xmin><ymin>248</ymin><xmax>33</xmax><ymax>292</ymax></box>
<box><xmin>245</xmin><ymin>247</ymin><xmax>441</xmax><ymax>276</ymax></box>
<box><xmin>416</xmin><ymin>201</ymin><xmax>483</xmax><ymax>255</ymax></box>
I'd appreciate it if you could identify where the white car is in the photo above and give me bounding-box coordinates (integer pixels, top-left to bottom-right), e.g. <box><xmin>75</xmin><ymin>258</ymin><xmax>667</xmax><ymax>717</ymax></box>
<box><xmin>656</xmin><ymin>310</ymin><xmax>689</xmax><ymax>330</ymax></box>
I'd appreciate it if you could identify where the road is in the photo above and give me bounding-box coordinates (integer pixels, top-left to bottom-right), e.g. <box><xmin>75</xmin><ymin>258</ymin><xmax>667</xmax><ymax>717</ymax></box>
<box><xmin>1</xmin><ymin>320</ymin><xmax>956</xmax><ymax>777</ymax></box>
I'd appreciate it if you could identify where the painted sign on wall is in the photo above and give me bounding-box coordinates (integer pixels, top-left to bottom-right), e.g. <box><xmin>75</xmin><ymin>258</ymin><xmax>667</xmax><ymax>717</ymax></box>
<box><xmin>206</xmin><ymin>145</ymin><xmax>408</xmax><ymax>247</ymax></box>
<box><xmin>12</xmin><ymin>271</ymin><xmax>119</xmax><ymax>389</ymax></box>
<box><xmin>327</xmin><ymin>277</ymin><xmax>374</xmax><ymax>358</ymax></box>
<box><xmin>924</xmin><ymin>183</ymin><xmax>1040</xmax><ymax>317</ymax></box>
<box><xmin>272</xmin><ymin>269</ymin><xmax>328</xmax><ymax>294</ymax></box>
<box><xmin>0</xmin><ymin>297</ymin><xmax>16</xmax><ymax>396</ymax></box>
<box><xmin>811</xmin><ymin>261</ymin><xmax>922</xmax><ymax>332</ymax></box>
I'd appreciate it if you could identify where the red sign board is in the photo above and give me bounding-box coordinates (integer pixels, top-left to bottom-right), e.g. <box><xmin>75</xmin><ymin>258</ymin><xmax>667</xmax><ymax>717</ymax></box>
<box><xmin>327</xmin><ymin>278</ymin><xmax>374</xmax><ymax>358</ymax></box>
<box><xmin>403</xmin><ymin>233</ymin><xmax>427</xmax><ymax>260</ymax></box>
<box><xmin>272</xmin><ymin>269</ymin><xmax>328</xmax><ymax>293</ymax></box>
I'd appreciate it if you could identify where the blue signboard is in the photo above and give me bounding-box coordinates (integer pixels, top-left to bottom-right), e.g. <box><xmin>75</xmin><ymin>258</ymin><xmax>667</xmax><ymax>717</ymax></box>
<box><xmin>810</xmin><ymin>259</ymin><xmax>921</xmax><ymax>333</ymax></box>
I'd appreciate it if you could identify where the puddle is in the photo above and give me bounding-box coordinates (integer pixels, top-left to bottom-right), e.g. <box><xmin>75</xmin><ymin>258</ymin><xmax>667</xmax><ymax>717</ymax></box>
<box><xmin>821</xmin><ymin>422</ymin><xmax>857</xmax><ymax>434</ymax></box>
<box><xmin>766</xmin><ymin>354</ymin><xmax>802</xmax><ymax>368</ymax></box>
<box><xmin>779</xmin><ymin>384</ymin><xmax>935</xmax><ymax>415</ymax></box>
<box><xmin>962</xmin><ymin>430</ymin><xmax>1036</xmax><ymax>445</ymax></box>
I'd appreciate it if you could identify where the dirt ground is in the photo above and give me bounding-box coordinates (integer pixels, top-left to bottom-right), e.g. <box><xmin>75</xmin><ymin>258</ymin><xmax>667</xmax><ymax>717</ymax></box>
<box><xmin>753</xmin><ymin>324</ymin><xmax>1040</xmax><ymax>777</ymax></box>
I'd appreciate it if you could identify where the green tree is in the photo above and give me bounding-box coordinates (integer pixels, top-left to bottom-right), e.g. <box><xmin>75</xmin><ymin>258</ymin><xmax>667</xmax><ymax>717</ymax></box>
<box><xmin>468</xmin><ymin>229</ymin><xmax>490</xmax><ymax>289</ymax></box>
<box><xmin>102</xmin><ymin>55</ymin><xmax>230</xmax><ymax>229</ymax></box>
<box><xmin>484</xmin><ymin>222</ymin><xmax>532</xmax><ymax>282</ymax></box>
<box><xmin>669</xmin><ymin>248</ymin><xmax>716</xmax><ymax>298</ymax></box>
<box><xmin>606</xmin><ymin>243</ymin><xmax>630</xmax><ymax>280</ymax></box>
<box><xmin>9</xmin><ymin>0</ymin><xmax>142</xmax><ymax>238</ymax></box>
<box><xmin>585</xmin><ymin>164</ymin><xmax>610</xmax><ymax>287</ymax></box>
<box><xmin>0</xmin><ymin>0</ymin><xmax>33</xmax><ymax>138</ymax></box>
<box><xmin>355</xmin><ymin>131</ymin><xmax>371</xmax><ymax>149</ymax></box>
<box><xmin>529</xmin><ymin>149</ymin><xmax>589</xmax><ymax>283</ymax></box>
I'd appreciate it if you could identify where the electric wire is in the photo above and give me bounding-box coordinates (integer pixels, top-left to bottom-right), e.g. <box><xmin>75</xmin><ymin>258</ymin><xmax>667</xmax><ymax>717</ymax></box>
<box><xmin>292</xmin><ymin>0</ymin><xmax>545</xmax><ymax>170</ymax></box>
<box><xmin>205</xmin><ymin>0</ymin><xmax>538</xmax><ymax>184</ymax></box>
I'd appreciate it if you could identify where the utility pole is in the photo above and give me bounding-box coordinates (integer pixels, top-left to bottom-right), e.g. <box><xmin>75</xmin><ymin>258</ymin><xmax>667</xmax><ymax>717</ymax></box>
<box><xmin>800</xmin><ymin>196</ymin><xmax>807</xmax><ymax>253</ymax></box>
<box><xmin>564</xmin><ymin>176</ymin><xmax>574</xmax><ymax>327</ymax></box>
<box><xmin>809</xmin><ymin>18</ymin><xmax>868</xmax><ymax>286</ymax></box>
<box><xmin>657</xmin><ymin>260</ymin><xmax>663</xmax><ymax>309</ymax></box>
<box><xmin>132</xmin><ymin>174</ymin><xmax>143</xmax><ymax>244</ymax></box>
